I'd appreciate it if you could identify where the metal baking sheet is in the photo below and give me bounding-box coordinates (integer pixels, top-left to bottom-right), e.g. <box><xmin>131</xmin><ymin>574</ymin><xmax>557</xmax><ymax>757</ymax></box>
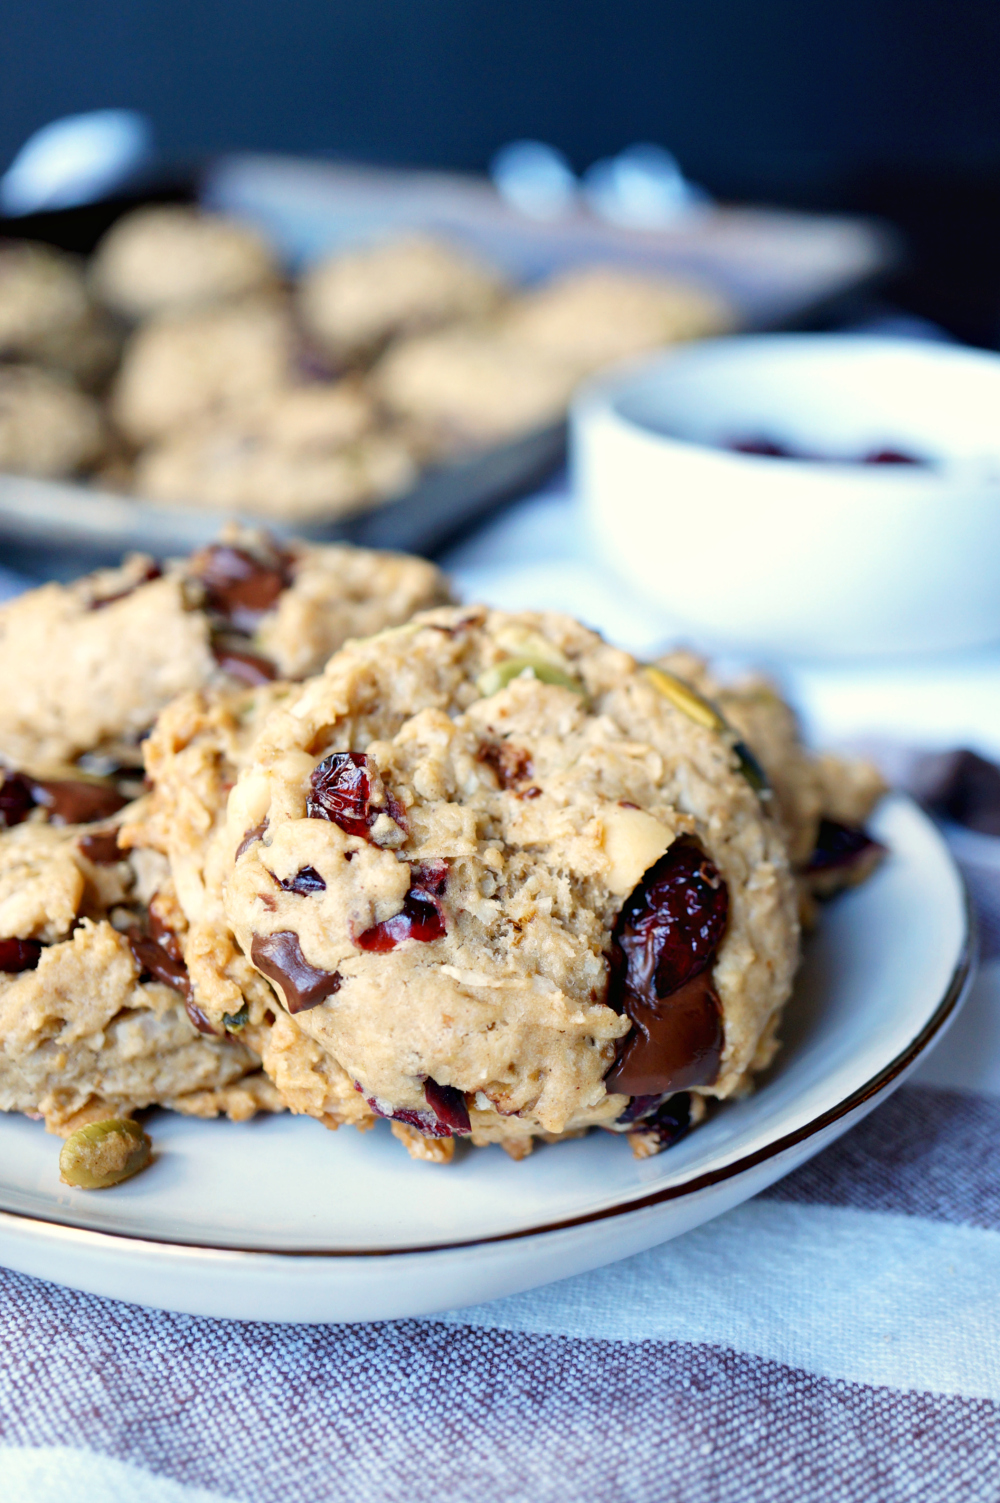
<box><xmin>0</xmin><ymin>158</ymin><xmax>898</xmax><ymax>571</ymax></box>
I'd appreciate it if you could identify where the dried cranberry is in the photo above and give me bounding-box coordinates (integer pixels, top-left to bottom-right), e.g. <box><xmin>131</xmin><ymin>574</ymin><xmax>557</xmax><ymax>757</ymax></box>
<box><xmin>477</xmin><ymin>741</ymin><xmax>533</xmax><ymax>790</ymax></box>
<box><xmin>604</xmin><ymin>838</ymin><xmax>727</xmax><ymax>1097</ymax></box>
<box><xmin>77</xmin><ymin>830</ymin><xmax>122</xmax><ymax>865</ymax></box>
<box><xmin>279</xmin><ymin>865</ymin><xmax>326</xmax><ymax>894</ymax></box>
<box><xmin>307</xmin><ymin>752</ymin><xmax>372</xmax><ymax>836</ymax></box>
<box><xmin>355</xmin><ymin>868</ymin><xmax>447</xmax><ymax>952</ymax></box>
<box><xmin>0</xmin><ymin>773</ymin><xmax>38</xmax><ymax>828</ymax></box>
<box><xmin>806</xmin><ymin>819</ymin><xmax>885</xmax><ymax>873</ymax></box>
<box><xmin>864</xmin><ymin>448</ymin><xmax>921</xmax><ymax>465</ymax></box>
<box><xmin>423</xmin><ymin>1078</ymin><xmax>471</xmax><ymax>1135</ymax></box>
<box><xmin>192</xmin><ymin>544</ymin><xmax>292</xmax><ymax>631</ymax></box>
<box><xmin>0</xmin><ymin>937</ymin><xmax>42</xmax><ymax>972</ymax></box>
<box><xmin>250</xmin><ymin>931</ymin><xmax>342</xmax><ymax>1013</ymax></box>
<box><xmin>728</xmin><ymin>436</ymin><xmax>796</xmax><ymax>458</ymax></box>
<box><xmin>212</xmin><ymin>642</ymin><xmax>278</xmax><ymax>685</ymax></box>
<box><xmin>30</xmin><ymin>779</ymin><xmax>127</xmax><ymax>826</ymax></box>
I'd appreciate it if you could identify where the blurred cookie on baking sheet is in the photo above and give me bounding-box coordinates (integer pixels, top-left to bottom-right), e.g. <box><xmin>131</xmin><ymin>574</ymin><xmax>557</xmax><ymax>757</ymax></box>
<box><xmin>134</xmin><ymin>382</ymin><xmax>417</xmax><ymax>522</ymax></box>
<box><xmin>298</xmin><ymin>234</ymin><xmax>508</xmax><ymax>365</ymax></box>
<box><xmin>499</xmin><ymin>265</ymin><xmax>733</xmax><ymax>374</ymax></box>
<box><xmin>0</xmin><ymin>366</ymin><xmax>105</xmax><ymax>478</ymax></box>
<box><xmin>90</xmin><ymin>205</ymin><xmax>282</xmax><ymax>321</ymax></box>
<box><xmin>0</xmin><ymin>241</ymin><xmax>119</xmax><ymax>387</ymax></box>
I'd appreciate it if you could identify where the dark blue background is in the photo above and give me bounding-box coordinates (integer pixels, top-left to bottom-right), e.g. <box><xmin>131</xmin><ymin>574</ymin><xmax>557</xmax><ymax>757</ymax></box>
<box><xmin>2</xmin><ymin>1</ymin><xmax>1000</xmax><ymax>339</ymax></box>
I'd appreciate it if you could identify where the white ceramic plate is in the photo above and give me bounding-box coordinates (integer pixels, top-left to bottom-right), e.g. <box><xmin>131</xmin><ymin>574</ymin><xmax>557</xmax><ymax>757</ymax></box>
<box><xmin>0</xmin><ymin>795</ymin><xmax>971</xmax><ymax>1322</ymax></box>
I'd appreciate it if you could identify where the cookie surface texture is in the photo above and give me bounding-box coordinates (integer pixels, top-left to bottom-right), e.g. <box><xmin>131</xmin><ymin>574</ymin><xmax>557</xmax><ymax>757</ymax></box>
<box><xmin>222</xmin><ymin>606</ymin><xmax>799</xmax><ymax>1156</ymax></box>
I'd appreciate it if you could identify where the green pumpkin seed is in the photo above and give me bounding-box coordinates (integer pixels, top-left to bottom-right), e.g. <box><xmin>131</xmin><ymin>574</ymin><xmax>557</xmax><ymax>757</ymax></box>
<box><xmin>59</xmin><ymin>1117</ymin><xmax>152</xmax><ymax>1190</ymax></box>
<box><xmin>643</xmin><ymin>666</ymin><xmax>771</xmax><ymax>799</ymax></box>
<box><xmin>476</xmin><ymin>656</ymin><xmax>586</xmax><ymax>699</ymax></box>
<box><xmin>222</xmin><ymin>1002</ymin><xmax>250</xmax><ymax>1030</ymax></box>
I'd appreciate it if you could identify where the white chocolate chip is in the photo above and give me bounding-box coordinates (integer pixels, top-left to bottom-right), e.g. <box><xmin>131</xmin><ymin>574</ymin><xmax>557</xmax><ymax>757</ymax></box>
<box><xmin>599</xmin><ymin>805</ymin><xmax>674</xmax><ymax>895</ymax></box>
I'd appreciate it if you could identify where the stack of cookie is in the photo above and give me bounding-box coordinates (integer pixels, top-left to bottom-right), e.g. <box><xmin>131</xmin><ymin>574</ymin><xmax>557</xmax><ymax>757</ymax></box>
<box><xmin>0</xmin><ymin>530</ymin><xmax>883</xmax><ymax>1182</ymax></box>
<box><xmin>0</xmin><ymin>205</ymin><xmax>732</xmax><ymax>523</ymax></box>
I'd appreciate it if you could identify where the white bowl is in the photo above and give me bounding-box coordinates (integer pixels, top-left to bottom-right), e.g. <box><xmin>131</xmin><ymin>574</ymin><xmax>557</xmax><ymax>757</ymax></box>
<box><xmin>573</xmin><ymin>334</ymin><xmax>1000</xmax><ymax>658</ymax></box>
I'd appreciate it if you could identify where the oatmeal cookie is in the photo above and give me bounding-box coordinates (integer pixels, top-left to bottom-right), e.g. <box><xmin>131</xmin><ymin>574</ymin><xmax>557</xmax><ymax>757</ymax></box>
<box><xmin>218</xmin><ymin>606</ymin><xmax>799</xmax><ymax>1160</ymax></box>
<box><xmin>298</xmin><ymin>234</ymin><xmax>507</xmax><ymax>364</ymax></box>
<box><xmin>499</xmin><ymin>266</ymin><xmax>733</xmax><ymax>373</ymax></box>
<box><xmin>111</xmin><ymin>298</ymin><xmax>294</xmax><ymax>445</ymax></box>
<box><xmin>373</xmin><ymin>329</ymin><xmax>579</xmax><ymax>452</ymax></box>
<box><xmin>134</xmin><ymin>383</ymin><xmax>416</xmax><ymax>522</ymax></box>
<box><xmin>0</xmin><ymin>240</ymin><xmax>118</xmax><ymax>384</ymax></box>
<box><xmin>0</xmin><ymin>365</ymin><xmax>105</xmax><ymax>478</ymax></box>
<box><xmin>0</xmin><ymin>531</ymin><xmax>451</xmax><ymax>768</ymax></box>
<box><xmin>654</xmin><ymin>650</ymin><xmax>886</xmax><ymax>906</ymax></box>
<box><xmin>91</xmin><ymin>205</ymin><xmax>280</xmax><ymax>320</ymax></box>
<box><xmin>0</xmin><ymin>808</ymin><xmax>274</xmax><ymax>1136</ymax></box>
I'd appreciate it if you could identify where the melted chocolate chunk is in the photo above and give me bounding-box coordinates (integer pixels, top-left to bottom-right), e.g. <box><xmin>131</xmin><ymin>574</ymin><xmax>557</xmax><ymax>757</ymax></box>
<box><xmin>423</xmin><ymin>1077</ymin><xmax>471</xmax><ymax>1135</ymax></box>
<box><xmin>211</xmin><ymin>642</ymin><xmax>278</xmax><ymax>685</ymax></box>
<box><xmin>193</xmin><ymin>544</ymin><xmax>291</xmax><ymax>632</ymax></box>
<box><xmin>279</xmin><ymin>865</ymin><xmax>326</xmax><ymax>894</ymax></box>
<box><xmin>0</xmin><ymin>773</ymin><xmax>38</xmax><ymax>828</ymax></box>
<box><xmin>236</xmin><ymin>821</ymin><xmax>267</xmax><ymax>860</ymax></box>
<box><xmin>148</xmin><ymin>910</ymin><xmax>184</xmax><ymax>964</ymax></box>
<box><xmin>477</xmin><ymin>741</ymin><xmax>533</xmax><ymax>790</ymax></box>
<box><xmin>355</xmin><ymin>868</ymin><xmax>447</xmax><ymax>952</ymax></box>
<box><xmin>806</xmin><ymin>819</ymin><xmax>884</xmax><ymax>873</ymax></box>
<box><xmin>307</xmin><ymin>752</ymin><xmax>372</xmax><ymax>836</ymax></box>
<box><xmin>622</xmin><ymin>1092</ymin><xmax>692</xmax><ymax>1149</ymax></box>
<box><xmin>89</xmin><ymin>562</ymin><xmax>162</xmax><ymax>609</ymax></box>
<box><xmin>125</xmin><ymin>926</ymin><xmax>210</xmax><ymax>1035</ymax></box>
<box><xmin>77</xmin><ymin>830</ymin><xmax>122</xmax><ymax>865</ymax></box>
<box><xmin>250</xmin><ymin>931</ymin><xmax>343</xmax><ymax>1013</ymax></box>
<box><xmin>605</xmin><ymin>970</ymin><xmax>723</xmax><ymax>1096</ymax></box>
<box><xmin>604</xmin><ymin>839</ymin><xmax>728</xmax><ymax>1096</ymax></box>
<box><xmin>0</xmin><ymin>937</ymin><xmax>42</xmax><ymax>972</ymax></box>
<box><xmin>31</xmin><ymin>779</ymin><xmax>127</xmax><ymax>826</ymax></box>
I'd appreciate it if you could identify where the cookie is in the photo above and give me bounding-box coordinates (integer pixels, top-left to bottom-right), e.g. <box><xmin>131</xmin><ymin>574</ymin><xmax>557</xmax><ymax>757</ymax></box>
<box><xmin>90</xmin><ymin>206</ymin><xmax>281</xmax><ymax>320</ymax></box>
<box><xmin>0</xmin><ymin>240</ymin><xmax>118</xmax><ymax>385</ymax></box>
<box><xmin>500</xmin><ymin>266</ymin><xmax>733</xmax><ymax>373</ymax></box>
<box><xmin>298</xmin><ymin>235</ymin><xmax>507</xmax><ymax>363</ymax></box>
<box><xmin>134</xmin><ymin>383</ymin><xmax>416</xmax><ymax>522</ymax></box>
<box><xmin>372</xmin><ymin>329</ymin><xmax>578</xmax><ymax>452</ymax></box>
<box><xmin>0</xmin><ymin>809</ymin><xmax>276</xmax><ymax>1136</ymax></box>
<box><xmin>0</xmin><ymin>365</ymin><xmax>105</xmax><ymax>478</ymax></box>
<box><xmin>217</xmin><ymin>606</ymin><xmax>800</xmax><ymax>1161</ymax></box>
<box><xmin>0</xmin><ymin>531</ymin><xmax>451</xmax><ymax>768</ymax></box>
<box><xmin>111</xmin><ymin>298</ymin><xmax>294</xmax><ymax>445</ymax></box>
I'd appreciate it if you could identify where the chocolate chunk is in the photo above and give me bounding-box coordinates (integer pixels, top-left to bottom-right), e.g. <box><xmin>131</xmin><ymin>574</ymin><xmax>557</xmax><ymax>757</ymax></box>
<box><xmin>77</xmin><ymin>830</ymin><xmax>122</xmax><ymax>865</ymax></box>
<box><xmin>910</xmin><ymin>748</ymin><xmax>1000</xmax><ymax>836</ymax></box>
<box><xmin>127</xmin><ymin>926</ymin><xmax>193</xmax><ymax>1003</ymax></box>
<box><xmin>236</xmin><ymin>821</ymin><xmax>267</xmax><ymax>860</ymax></box>
<box><xmin>423</xmin><ymin>1078</ymin><xmax>471</xmax><ymax>1135</ymax></box>
<box><xmin>477</xmin><ymin>741</ymin><xmax>533</xmax><ymax>790</ymax></box>
<box><xmin>624</xmin><ymin>1092</ymin><xmax>692</xmax><ymax>1150</ymax></box>
<box><xmin>192</xmin><ymin>544</ymin><xmax>291</xmax><ymax>632</ymax></box>
<box><xmin>148</xmin><ymin>910</ymin><xmax>185</xmax><ymax>964</ymax></box>
<box><xmin>250</xmin><ymin>931</ymin><xmax>343</xmax><ymax>1013</ymax></box>
<box><xmin>806</xmin><ymin>819</ymin><xmax>885</xmax><ymax>873</ymax></box>
<box><xmin>0</xmin><ymin>773</ymin><xmax>38</xmax><ymax>828</ymax></box>
<box><xmin>605</xmin><ymin>970</ymin><xmax>723</xmax><ymax>1096</ymax></box>
<box><xmin>31</xmin><ymin>779</ymin><xmax>128</xmax><ymax>826</ymax></box>
<box><xmin>604</xmin><ymin>838</ymin><xmax>728</xmax><ymax>1096</ymax></box>
<box><xmin>211</xmin><ymin>642</ymin><xmax>278</xmax><ymax>685</ymax></box>
<box><xmin>0</xmin><ymin>937</ymin><xmax>42</xmax><ymax>972</ymax></box>
<box><xmin>89</xmin><ymin>562</ymin><xmax>162</xmax><ymax>610</ymax></box>
<box><xmin>279</xmin><ymin>865</ymin><xmax>326</xmax><ymax>894</ymax></box>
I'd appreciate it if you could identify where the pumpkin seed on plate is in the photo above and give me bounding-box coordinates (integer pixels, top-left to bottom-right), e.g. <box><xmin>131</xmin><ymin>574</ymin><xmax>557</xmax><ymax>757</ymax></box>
<box><xmin>59</xmin><ymin>1117</ymin><xmax>152</xmax><ymax>1190</ymax></box>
